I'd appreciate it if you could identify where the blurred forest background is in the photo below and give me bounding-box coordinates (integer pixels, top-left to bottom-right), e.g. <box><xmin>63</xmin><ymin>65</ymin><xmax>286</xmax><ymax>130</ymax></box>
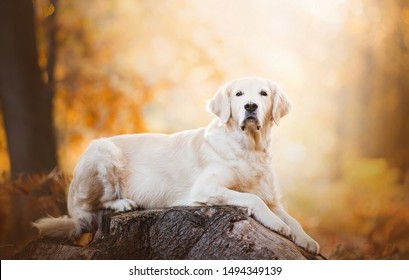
<box><xmin>0</xmin><ymin>0</ymin><xmax>408</xmax><ymax>259</ymax></box>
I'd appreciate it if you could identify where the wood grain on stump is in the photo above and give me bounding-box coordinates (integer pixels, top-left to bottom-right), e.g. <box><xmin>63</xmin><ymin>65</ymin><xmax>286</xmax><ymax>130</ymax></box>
<box><xmin>14</xmin><ymin>206</ymin><xmax>324</xmax><ymax>260</ymax></box>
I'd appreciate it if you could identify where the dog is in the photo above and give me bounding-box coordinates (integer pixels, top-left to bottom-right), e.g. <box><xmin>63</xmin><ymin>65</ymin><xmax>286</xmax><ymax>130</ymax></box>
<box><xmin>34</xmin><ymin>77</ymin><xmax>320</xmax><ymax>254</ymax></box>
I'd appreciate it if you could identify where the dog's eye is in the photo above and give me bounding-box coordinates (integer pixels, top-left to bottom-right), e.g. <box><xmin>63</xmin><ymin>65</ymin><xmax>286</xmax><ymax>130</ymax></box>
<box><xmin>260</xmin><ymin>90</ymin><xmax>268</xmax><ymax>96</ymax></box>
<box><xmin>235</xmin><ymin>91</ymin><xmax>243</xmax><ymax>97</ymax></box>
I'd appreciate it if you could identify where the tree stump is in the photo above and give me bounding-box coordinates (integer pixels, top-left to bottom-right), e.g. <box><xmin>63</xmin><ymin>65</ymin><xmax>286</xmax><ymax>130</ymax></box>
<box><xmin>14</xmin><ymin>206</ymin><xmax>324</xmax><ymax>260</ymax></box>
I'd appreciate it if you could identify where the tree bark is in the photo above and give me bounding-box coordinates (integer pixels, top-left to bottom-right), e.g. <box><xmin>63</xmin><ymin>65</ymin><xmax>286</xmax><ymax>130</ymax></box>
<box><xmin>0</xmin><ymin>0</ymin><xmax>57</xmax><ymax>178</ymax></box>
<box><xmin>14</xmin><ymin>206</ymin><xmax>325</xmax><ymax>260</ymax></box>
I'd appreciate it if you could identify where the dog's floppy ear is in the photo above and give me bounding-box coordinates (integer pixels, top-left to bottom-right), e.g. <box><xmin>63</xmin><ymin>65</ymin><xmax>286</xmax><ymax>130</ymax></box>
<box><xmin>269</xmin><ymin>81</ymin><xmax>292</xmax><ymax>126</ymax></box>
<box><xmin>207</xmin><ymin>83</ymin><xmax>231</xmax><ymax>124</ymax></box>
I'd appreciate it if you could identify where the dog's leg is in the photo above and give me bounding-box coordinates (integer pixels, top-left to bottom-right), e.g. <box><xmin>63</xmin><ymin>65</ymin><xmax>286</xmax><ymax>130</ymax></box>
<box><xmin>191</xmin><ymin>183</ymin><xmax>290</xmax><ymax>237</ymax></box>
<box><xmin>269</xmin><ymin>206</ymin><xmax>320</xmax><ymax>254</ymax></box>
<box><xmin>68</xmin><ymin>139</ymin><xmax>138</xmax><ymax>231</ymax></box>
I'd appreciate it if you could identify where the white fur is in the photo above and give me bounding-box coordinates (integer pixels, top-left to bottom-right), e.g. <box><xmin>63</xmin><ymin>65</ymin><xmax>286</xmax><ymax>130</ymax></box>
<box><xmin>33</xmin><ymin>77</ymin><xmax>320</xmax><ymax>254</ymax></box>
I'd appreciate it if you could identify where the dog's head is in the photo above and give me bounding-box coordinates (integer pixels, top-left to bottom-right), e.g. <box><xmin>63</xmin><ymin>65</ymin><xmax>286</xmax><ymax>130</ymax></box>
<box><xmin>208</xmin><ymin>77</ymin><xmax>292</xmax><ymax>131</ymax></box>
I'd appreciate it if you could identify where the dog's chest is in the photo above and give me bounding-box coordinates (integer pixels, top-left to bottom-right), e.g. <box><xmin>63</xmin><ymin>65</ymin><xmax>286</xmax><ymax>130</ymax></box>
<box><xmin>230</xmin><ymin>151</ymin><xmax>274</xmax><ymax>193</ymax></box>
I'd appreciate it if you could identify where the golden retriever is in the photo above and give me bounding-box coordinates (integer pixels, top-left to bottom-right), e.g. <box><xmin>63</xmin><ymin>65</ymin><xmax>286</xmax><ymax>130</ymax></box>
<box><xmin>34</xmin><ymin>77</ymin><xmax>320</xmax><ymax>254</ymax></box>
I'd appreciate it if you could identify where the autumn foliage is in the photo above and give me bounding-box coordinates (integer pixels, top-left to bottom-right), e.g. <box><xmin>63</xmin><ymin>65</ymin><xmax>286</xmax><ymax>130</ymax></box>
<box><xmin>0</xmin><ymin>0</ymin><xmax>408</xmax><ymax>259</ymax></box>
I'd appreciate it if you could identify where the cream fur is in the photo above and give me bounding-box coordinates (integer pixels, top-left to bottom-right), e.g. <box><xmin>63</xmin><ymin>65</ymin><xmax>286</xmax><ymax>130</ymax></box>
<box><xmin>33</xmin><ymin>77</ymin><xmax>320</xmax><ymax>254</ymax></box>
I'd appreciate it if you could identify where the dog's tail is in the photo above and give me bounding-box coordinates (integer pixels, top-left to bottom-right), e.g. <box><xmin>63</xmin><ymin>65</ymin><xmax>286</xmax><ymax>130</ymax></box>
<box><xmin>32</xmin><ymin>215</ymin><xmax>82</xmax><ymax>240</ymax></box>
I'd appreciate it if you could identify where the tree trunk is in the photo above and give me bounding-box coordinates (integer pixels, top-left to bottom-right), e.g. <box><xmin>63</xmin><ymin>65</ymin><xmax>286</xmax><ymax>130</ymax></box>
<box><xmin>14</xmin><ymin>206</ymin><xmax>325</xmax><ymax>260</ymax></box>
<box><xmin>0</xmin><ymin>0</ymin><xmax>57</xmax><ymax>178</ymax></box>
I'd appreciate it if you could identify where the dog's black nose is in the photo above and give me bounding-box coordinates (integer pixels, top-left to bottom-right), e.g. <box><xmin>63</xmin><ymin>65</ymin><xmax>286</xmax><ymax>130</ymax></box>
<box><xmin>244</xmin><ymin>102</ymin><xmax>258</xmax><ymax>112</ymax></box>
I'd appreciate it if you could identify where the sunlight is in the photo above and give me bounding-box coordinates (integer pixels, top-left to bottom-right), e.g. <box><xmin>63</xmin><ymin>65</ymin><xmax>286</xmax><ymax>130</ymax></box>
<box><xmin>1</xmin><ymin>0</ymin><xmax>409</xmax><ymax>259</ymax></box>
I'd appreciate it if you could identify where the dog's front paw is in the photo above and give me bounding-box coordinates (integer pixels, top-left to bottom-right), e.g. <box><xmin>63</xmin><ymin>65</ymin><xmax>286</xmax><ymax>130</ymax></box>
<box><xmin>291</xmin><ymin>233</ymin><xmax>320</xmax><ymax>255</ymax></box>
<box><xmin>276</xmin><ymin>223</ymin><xmax>291</xmax><ymax>238</ymax></box>
<box><xmin>265</xmin><ymin>219</ymin><xmax>291</xmax><ymax>238</ymax></box>
<box><xmin>249</xmin><ymin>207</ymin><xmax>291</xmax><ymax>238</ymax></box>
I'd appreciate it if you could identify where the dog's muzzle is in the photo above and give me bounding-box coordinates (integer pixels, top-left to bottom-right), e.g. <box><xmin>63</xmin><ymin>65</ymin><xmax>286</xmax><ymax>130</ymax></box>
<box><xmin>241</xmin><ymin>102</ymin><xmax>261</xmax><ymax>131</ymax></box>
